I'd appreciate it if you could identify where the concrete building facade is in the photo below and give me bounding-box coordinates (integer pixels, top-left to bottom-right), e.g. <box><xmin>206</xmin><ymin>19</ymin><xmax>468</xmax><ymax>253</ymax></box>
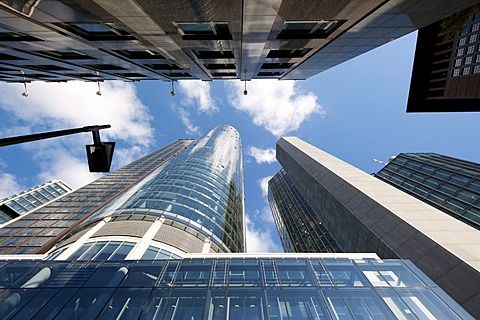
<box><xmin>274</xmin><ymin>136</ymin><xmax>480</xmax><ymax>316</ymax></box>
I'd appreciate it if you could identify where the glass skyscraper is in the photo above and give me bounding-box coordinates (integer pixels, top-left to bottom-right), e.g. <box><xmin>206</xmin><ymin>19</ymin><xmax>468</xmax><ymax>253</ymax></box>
<box><xmin>374</xmin><ymin>152</ymin><xmax>480</xmax><ymax>230</ymax></box>
<box><xmin>0</xmin><ymin>180</ymin><xmax>71</xmax><ymax>224</ymax></box>
<box><xmin>268</xmin><ymin>169</ymin><xmax>341</xmax><ymax>253</ymax></box>
<box><xmin>0</xmin><ymin>128</ymin><xmax>474</xmax><ymax>319</ymax></box>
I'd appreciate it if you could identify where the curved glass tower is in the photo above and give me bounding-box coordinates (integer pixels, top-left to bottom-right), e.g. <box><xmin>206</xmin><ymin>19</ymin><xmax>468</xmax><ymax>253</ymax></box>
<box><xmin>50</xmin><ymin>125</ymin><xmax>245</xmax><ymax>258</ymax></box>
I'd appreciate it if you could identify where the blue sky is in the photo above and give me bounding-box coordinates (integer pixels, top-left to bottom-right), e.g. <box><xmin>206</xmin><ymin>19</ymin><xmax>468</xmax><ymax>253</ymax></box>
<box><xmin>1</xmin><ymin>31</ymin><xmax>480</xmax><ymax>252</ymax></box>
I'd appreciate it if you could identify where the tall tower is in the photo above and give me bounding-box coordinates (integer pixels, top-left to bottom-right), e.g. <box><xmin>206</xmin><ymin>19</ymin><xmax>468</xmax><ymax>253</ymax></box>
<box><xmin>0</xmin><ymin>125</ymin><xmax>245</xmax><ymax>258</ymax></box>
<box><xmin>268</xmin><ymin>169</ymin><xmax>341</xmax><ymax>253</ymax></box>
<box><xmin>374</xmin><ymin>152</ymin><xmax>480</xmax><ymax>230</ymax></box>
<box><xmin>271</xmin><ymin>136</ymin><xmax>480</xmax><ymax>316</ymax></box>
<box><xmin>0</xmin><ymin>130</ymin><xmax>473</xmax><ymax>319</ymax></box>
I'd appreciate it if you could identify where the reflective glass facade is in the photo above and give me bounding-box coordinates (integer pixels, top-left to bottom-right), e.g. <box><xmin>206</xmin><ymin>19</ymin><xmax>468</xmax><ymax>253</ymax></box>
<box><xmin>89</xmin><ymin>126</ymin><xmax>245</xmax><ymax>253</ymax></box>
<box><xmin>0</xmin><ymin>140</ymin><xmax>192</xmax><ymax>254</ymax></box>
<box><xmin>375</xmin><ymin>153</ymin><xmax>480</xmax><ymax>230</ymax></box>
<box><xmin>0</xmin><ymin>180</ymin><xmax>71</xmax><ymax>224</ymax></box>
<box><xmin>268</xmin><ymin>169</ymin><xmax>341</xmax><ymax>253</ymax></box>
<box><xmin>0</xmin><ymin>256</ymin><xmax>472</xmax><ymax>319</ymax></box>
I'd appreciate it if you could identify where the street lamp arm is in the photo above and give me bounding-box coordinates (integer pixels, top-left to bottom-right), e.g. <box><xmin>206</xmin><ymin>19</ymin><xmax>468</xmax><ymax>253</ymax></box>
<box><xmin>0</xmin><ymin>125</ymin><xmax>111</xmax><ymax>147</ymax></box>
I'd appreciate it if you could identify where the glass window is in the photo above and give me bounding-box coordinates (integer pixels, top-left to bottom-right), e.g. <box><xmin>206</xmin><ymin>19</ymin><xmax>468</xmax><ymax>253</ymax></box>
<box><xmin>473</xmin><ymin>65</ymin><xmax>480</xmax><ymax>74</ymax></box>
<box><xmin>396</xmin><ymin>288</ymin><xmax>462</xmax><ymax>320</ymax></box>
<box><xmin>310</xmin><ymin>260</ymin><xmax>333</xmax><ymax>286</ymax></box>
<box><xmin>452</xmin><ymin>69</ymin><xmax>460</xmax><ymax>77</ymax></box>
<box><xmin>13</xmin><ymin>288</ymin><xmax>78</xmax><ymax>319</ymax></box>
<box><xmin>208</xmin><ymin>289</ymin><xmax>227</xmax><ymax>320</ymax></box>
<box><xmin>454</xmin><ymin>58</ymin><xmax>462</xmax><ymax>66</ymax></box>
<box><xmin>369</xmin><ymin>260</ymin><xmax>424</xmax><ymax>287</ymax></box>
<box><xmin>458</xmin><ymin>37</ymin><xmax>466</xmax><ymax>46</ymax></box>
<box><xmin>96</xmin><ymin>288</ymin><xmax>151</xmax><ymax>320</ymax></box>
<box><xmin>227</xmin><ymin>288</ymin><xmax>265</xmax><ymax>320</ymax></box>
<box><xmin>159</xmin><ymin>288</ymin><xmax>207</xmax><ymax>320</ymax></box>
<box><xmin>465</xmin><ymin>56</ymin><xmax>473</xmax><ymax>65</ymax></box>
<box><xmin>456</xmin><ymin>189</ymin><xmax>479</xmax><ymax>204</ymax></box>
<box><xmin>324</xmin><ymin>260</ymin><xmax>369</xmax><ymax>287</ymax></box>
<box><xmin>53</xmin><ymin>288</ymin><xmax>114</xmax><ymax>319</ymax></box>
<box><xmin>339</xmin><ymin>288</ymin><xmax>395</xmax><ymax>319</ymax></box>
<box><xmin>427</xmin><ymin>192</ymin><xmax>447</xmax><ymax>205</ymax></box>
<box><xmin>469</xmin><ymin>34</ymin><xmax>477</xmax><ymax>43</ymax></box>
<box><xmin>467</xmin><ymin>46</ymin><xmax>475</xmax><ymax>54</ymax></box>
<box><xmin>462</xmin><ymin>67</ymin><xmax>471</xmax><ymax>75</ymax></box>
<box><xmin>472</xmin><ymin>22</ymin><xmax>480</xmax><ymax>32</ymax></box>
<box><xmin>276</xmin><ymin>260</ymin><xmax>313</xmax><ymax>287</ymax></box>
<box><xmin>456</xmin><ymin>48</ymin><xmax>464</xmax><ymax>56</ymax></box>
<box><xmin>322</xmin><ymin>288</ymin><xmax>354</xmax><ymax>319</ymax></box>
<box><xmin>174</xmin><ymin>260</ymin><xmax>211</xmax><ymax>287</ymax></box>
<box><xmin>442</xmin><ymin>200</ymin><xmax>465</xmax><ymax>214</ymax></box>
<box><xmin>283</xmin><ymin>289</ymin><xmax>330</xmax><ymax>319</ymax></box>
<box><xmin>376</xmin><ymin>288</ymin><xmax>417</xmax><ymax>319</ymax></box>
<box><xmin>463</xmin><ymin>207</ymin><xmax>480</xmax><ymax>224</ymax></box>
<box><xmin>178</xmin><ymin>22</ymin><xmax>214</xmax><ymax>35</ymax></box>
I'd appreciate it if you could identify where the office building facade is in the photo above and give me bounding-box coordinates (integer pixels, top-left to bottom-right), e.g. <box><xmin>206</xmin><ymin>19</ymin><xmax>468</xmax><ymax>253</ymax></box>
<box><xmin>0</xmin><ymin>0</ymin><xmax>477</xmax><ymax>83</ymax></box>
<box><xmin>0</xmin><ymin>128</ymin><xmax>474</xmax><ymax>318</ymax></box>
<box><xmin>407</xmin><ymin>5</ymin><xmax>480</xmax><ymax>112</ymax></box>
<box><xmin>272</xmin><ymin>136</ymin><xmax>480</xmax><ymax>316</ymax></box>
<box><xmin>0</xmin><ymin>180</ymin><xmax>71</xmax><ymax>224</ymax></box>
<box><xmin>0</xmin><ymin>254</ymin><xmax>474</xmax><ymax>320</ymax></box>
<box><xmin>268</xmin><ymin>169</ymin><xmax>341</xmax><ymax>253</ymax></box>
<box><xmin>375</xmin><ymin>152</ymin><xmax>480</xmax><ymax>230</ymax></box>
<box><xmin>0</xmin><ymin>125</ymin><xmax>245</xmax><ymax>257</ymax></box>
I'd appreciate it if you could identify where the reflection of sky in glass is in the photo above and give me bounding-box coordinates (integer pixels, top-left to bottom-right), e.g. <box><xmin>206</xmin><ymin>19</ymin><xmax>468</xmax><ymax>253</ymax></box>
<box><xmin>89</xmin><ymin>125</ymin><xmax>245</xmax><ymax>253</ymax></box>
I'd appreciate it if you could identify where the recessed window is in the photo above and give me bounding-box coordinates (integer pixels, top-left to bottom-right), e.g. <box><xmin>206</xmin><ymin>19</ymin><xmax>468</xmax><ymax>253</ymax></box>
<box><xmin>469</xmin><ymin>34</ymin><xmax>478</xmax><ymax>43</ymax></box>
<box><xmin>0</xmin><ymin>25</ymin><xmax>41</xmax><ymax>41</ymax></box>
<box><xmin>25</xmin><ymin>65</ymin><xmax>71</xmax><ymax>71</ymax></box>
<box><xmin>261</xmin><ymin>63</ymin><xmax>293</xmax><ymax>69</ymax></box>
<box><xmin>476</xmin><ymin>55</ymin><xmax>480</xmax><ymax>62</ymax></box>
<box><xmin>114</xmin><ymin>50</ymin><xmax>164</xmax><ymax>59</ymax></box>
<box><xmin>114</xmin><ymin>72</ymin><xmax>146</xmax><ymax>78</ymax></box>
<box><xmin>458</xmin><ymin>37</ymin><xmax>466</xmax><ymax>46</ymax></box>
<box><xmin>66</xmin><ymin>73</ymin><xmax>98</xmax><ymax>78</ymax></box>
<box><xmin>212</xmin><ymin>72</ymin><xmax>236</xmax><ymax>77</ymax></box>
<box><xmin>37</xmin><ymin>51</ymin><xmax>93</xmax><ymax>60</ymax></box>
<box><xmin>454</xmin><ymin>59</ymin><xmax>462</xmax><ymax>66</ymax></box>
<box><xmin>456</xmin><ymin>48</ymin><xmax>464</xmax><ymax>56</ymax></box>
<box><xmin>85</xmin><ymin>64</ymin><xmax>127</xmax><ymax>70</ymax></box>
<box><xmin>204</xmin><ymin>64</ymin><xmax>235</xmax><ymax>70</ymax></box>
<box><xmin>266</xmin><ymin>49</ymin><xmax>311</xmax><ymax>58</ymax></box>
<box><xmin>194</xmin><ymin>50</ymin><xmax>234</xmax><ymax>59</ymax></box>
<box><xmin>0</xmin><ymin>52</ymin><xmax>25</xmax><ymax>60</ymax></box>
<box><xmin>144</xmin><ymin>63</ymin><xmax>180</xmax><ymax>70</ymax></box>
<box><xmin>257</xmin><ymin>71</ymin><xmax>283</xmax><ymax>77</ymax></box>
<box><xmin>462</xmin><ymin>67</ymin><xmax>470</xmax><ymax>75</ymax></box>
<box><xmin>467</xmin><ymin>46</ymin><xmax>475</xmax><ymax>54</ymax></box>
<box><xmin>473</xmin><ymin>65</ymin><xmax>480</xmax><ymax>74</ymax></box>
<box><xmin>23</xmin><ymin>73</ymin><xmax>56</xmax><ymax>79</ymax></box>
<box><xmin>176</xmin><ymin>22</ymin><xmax>232</xmax><ymax>40</ymax></box>
<box><xmin>164</xmin><ymin>72</ymin><xmax>192</xmax><ymax>77</ymax></box>
<box><xmin>0</xmin><ymin>66</ymin><xmax>16</xmax><ymax>71</ymax></box>
<box><xmin>472</xmin><ymin>22</ymin><xmax>480</xmax><ymax>32</ymax></box>
<box><xmin>57</xmin><ymin>22</ymin><xmax>135</xmax><ymax>41</ymax></box>
<box><xmin>277</xmin><ymin>20</ymin><xmax>344</xmax><ymax>39</ymax></box>
<box><xmin>465</xmin><ymin>56</ymin><xmax>473</xmax><ymax>65</ymax></box>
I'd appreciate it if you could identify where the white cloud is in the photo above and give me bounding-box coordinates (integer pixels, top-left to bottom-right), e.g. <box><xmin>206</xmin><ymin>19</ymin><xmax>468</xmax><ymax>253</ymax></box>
<box><xmin>178</xmin><ymin>108</ymin><xmax>200</xmax><ymax>136</ymax></box>
<box><xmin>0</xmin><ymin>172</ymin><xmax>23</xmax><ymax>198</ymax></box>
<box><xmin>258</xmin><ymin>175</ymin><xmax>273</xmax><ymax>198</ymax></box>
<box><xmin>0</xmin><ymin>81</ymin><xmax>155</xmax><ymax>189</ymax></box>
<box><xmin>248</xmin><ymin>147</ymin><xmax>276</xmax><ymax>164</ymax></box>
<box><xmin>226</xmin><ymin>80</ymin><xmax>325</xmax><ymax>136</ymax></box>
<box><xmin>245</xmin><ymin>214</ymin><xmax>282</xmax><ymax>253</ymax></box>
<box><xmin>179</xmin><ymin>80</ymin><xmax>218</xmax><ymax>113</ymax></box>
